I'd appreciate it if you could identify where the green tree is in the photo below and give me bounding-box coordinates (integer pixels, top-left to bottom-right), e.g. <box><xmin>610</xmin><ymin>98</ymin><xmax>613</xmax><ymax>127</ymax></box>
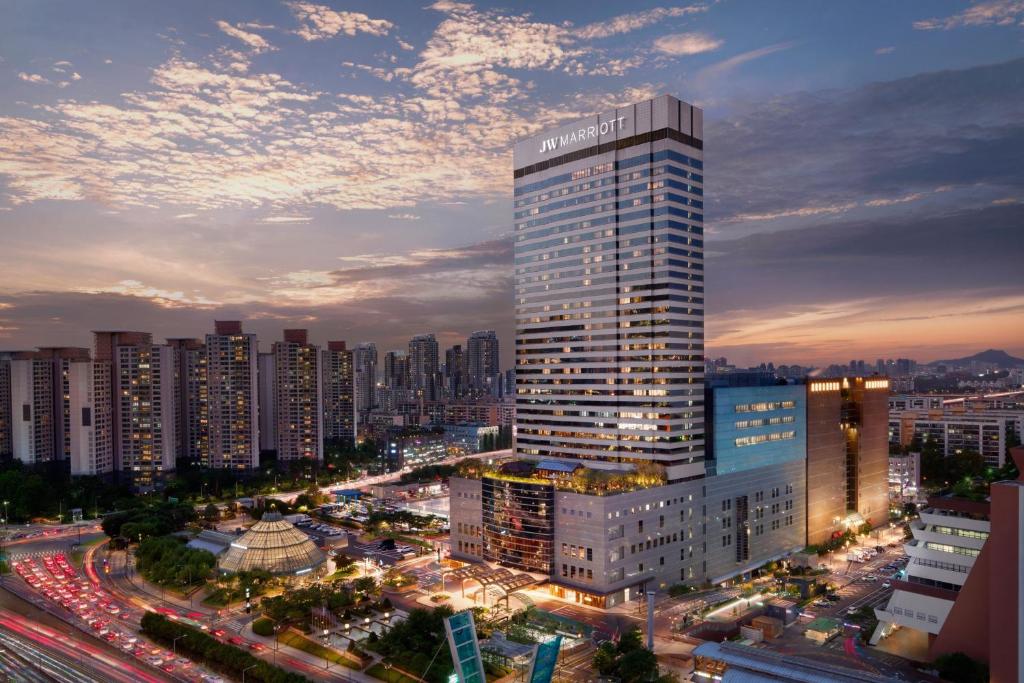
<box><xmin>616</xmin><ymin>648</ymin><xmax>659</xmax><ymax>683</ymax></box>
<box><xmin>203</xmin><ymin>503</ymin><xmax>220</xmax><ymax>522</ymax></box>
<box><xmin>934</xmin><ymin>651</ymin><xmax>989</xmax><ymax>683</ymax></box>
<box><xmin>592</xmin><ymin>642</ymin><xmax>617</xmax><ymax>675</ymax></box>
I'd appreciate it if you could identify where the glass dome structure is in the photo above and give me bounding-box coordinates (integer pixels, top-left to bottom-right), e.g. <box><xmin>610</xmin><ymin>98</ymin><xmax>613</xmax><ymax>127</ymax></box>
<box><xmin>218</xmin><ymin>510</ymin><xmax>326</xmax><ymax>576</ymax></box>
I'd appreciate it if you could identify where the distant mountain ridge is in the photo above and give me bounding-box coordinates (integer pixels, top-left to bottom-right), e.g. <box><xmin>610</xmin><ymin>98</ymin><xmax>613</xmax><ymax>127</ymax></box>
<box><xmin>929</xmin><ymin>349</ymin><xmax>1024</xmax><ymax>367</ymax></box>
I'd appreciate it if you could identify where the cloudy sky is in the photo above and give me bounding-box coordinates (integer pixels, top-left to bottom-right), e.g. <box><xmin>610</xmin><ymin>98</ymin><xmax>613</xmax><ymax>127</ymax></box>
<box><xmin>1</xmin><ymin>0</ymin><xmax>1023</xmax><ymax>368</ymax></box>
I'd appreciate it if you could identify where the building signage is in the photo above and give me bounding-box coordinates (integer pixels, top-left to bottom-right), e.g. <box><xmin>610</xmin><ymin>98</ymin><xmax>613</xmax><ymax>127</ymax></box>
<box><xmin>538</xmin><ymin>116</ymin><xmax>627</xmax><ymax>154</ymax></box>
<box><xmin>526</xmin><ymin>635</ymin><xmax>562</xmax><ymax>683</ymax></box>
<box><xmin>444</xmin><ymin>611</ymin><xmax>485</xmax><ymax>683</ymax></box>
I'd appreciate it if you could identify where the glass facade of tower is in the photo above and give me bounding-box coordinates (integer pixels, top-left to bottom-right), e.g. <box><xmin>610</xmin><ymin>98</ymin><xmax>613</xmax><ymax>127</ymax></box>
<box><xmin>513</xmin><ymin>95</ymin><xmax>706</xmax><ymax>481</ymax></box>
<box><xmin>481</xmin><ymin>476</ymin><xmax>554</xmax><ymax>574</ymax></box>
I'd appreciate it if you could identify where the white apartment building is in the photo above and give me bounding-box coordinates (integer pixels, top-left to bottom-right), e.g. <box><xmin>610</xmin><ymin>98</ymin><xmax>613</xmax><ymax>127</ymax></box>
<box><xmin>68</xmin><ymin>359</ymin><xmax>113</xmax><ymax>476</ymax></box>
<box><xmin>8</xmin><ymin>354</ymin><xmax>55</xmax><ymax>465</ymax></box>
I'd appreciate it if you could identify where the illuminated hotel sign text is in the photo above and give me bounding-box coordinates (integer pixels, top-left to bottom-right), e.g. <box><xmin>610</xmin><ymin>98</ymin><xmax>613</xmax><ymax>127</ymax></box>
<box><xmin>539</xmin><ymin>116</ymin><xmax>627</xmax><ymax>154</ymax></box>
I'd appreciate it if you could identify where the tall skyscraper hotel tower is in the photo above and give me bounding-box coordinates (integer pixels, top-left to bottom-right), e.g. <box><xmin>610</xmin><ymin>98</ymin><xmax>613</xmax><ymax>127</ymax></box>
<box><xmin>450</xmin><ymin>96</ymin><xmax>710</xmax><ymax>607</ymax></box>
<box><xmin>514</xmin><ymin>95</ymin><xmax>706</xmax><ymax>481</ymax></box>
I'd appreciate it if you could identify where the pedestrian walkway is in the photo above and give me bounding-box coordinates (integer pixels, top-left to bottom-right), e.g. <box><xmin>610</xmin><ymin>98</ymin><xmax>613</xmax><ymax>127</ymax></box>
<box><xmin>240</xmin><ymin>617</ymin><xmax>378</xmax><ymax>682</ymax></box>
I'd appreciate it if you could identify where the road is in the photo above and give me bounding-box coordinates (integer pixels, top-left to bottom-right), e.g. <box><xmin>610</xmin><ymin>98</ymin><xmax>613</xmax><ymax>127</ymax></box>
<box><xmin>0</xmin><ymin>587</ymin><xmax>173</xmax><ymax>683</ymax></box>
<box><xmin>267</xmin><ymin>449</ymin><xmax>511</xmax><ymax>504</ymax></box>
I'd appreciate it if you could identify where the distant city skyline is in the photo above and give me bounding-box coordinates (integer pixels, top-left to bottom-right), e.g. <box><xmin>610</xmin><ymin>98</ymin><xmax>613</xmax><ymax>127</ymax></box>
<box><xmin>1</xmin><ymin>1</ymin><xmax>1023</xmax><ymax>366</ymax></box>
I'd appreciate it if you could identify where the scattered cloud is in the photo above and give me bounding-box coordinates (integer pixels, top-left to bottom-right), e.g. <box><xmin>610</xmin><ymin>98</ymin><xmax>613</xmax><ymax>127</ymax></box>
<box><xmin>260</xmin><ymin>215</ymin><xmax>313</xmax><ymax>223</ymax></box>
<box><xmin>710</xmin><ymin>58</ymin><xmax>1024</xmax><ymax>231</ymax></box>
<box><xmin>287</xmin><ymin>2</ymin><xmax>393</xmax><ymax>41</ymax></box>
<box><xmin>174</xmin><ymin>212</ymin><xmax>198</xmax><ymax>219</ymax></box>
<box><xmin>875</xmin><ymin>46</ymin><xmax>896</xmax><ymax>55</ymax></box>
<box><xmin>696</xmin><ymin>41</ymin><xmax>794</xmax><ymax>79</ymax></box>
<box><xmin>575</xmin><ymin>5</ymin><xmax>707</xmax><ymax>40</ymax></box>
<box><xmin>18</xmin><ymin>72</ymin><xmax>51</xmax><ymax>85</ymax></box>
<box><xmin>914</xmin><ymin>0</ymin><xmax>1024</xmax><ymax>30</ymax></box>
<box><xmin>216</xmin><ymin>20</ymin><xmax>274</xmax><ymax>53</ymax></box>
<box><xmin>653</xmin><ymin>31</ymin><xmax>723</xmax><ymax>55</ymax></box>
<box><xmin>77</xmin><ymin>280</ymin><xmax>221</xmax><ymax>308</ymax></box>
<box><xmin>724</xmin><ymin>203</ymin><xmax>857</xmax><ymax>224</ymax></box>
<box><xmin>865</xmin><ymin>193</ymin><xmax>924</xmax><ymax>207</ymax></box>
<box><xmin>387</xmin><ymin>213</ymin><xmax>421</xmax><ymax>220</ymax></box>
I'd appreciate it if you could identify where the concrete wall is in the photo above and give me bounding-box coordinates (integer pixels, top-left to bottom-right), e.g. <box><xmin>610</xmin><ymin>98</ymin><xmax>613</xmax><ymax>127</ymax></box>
<box><xmin>703</xmin><ymin>459</ymin><xmax>807</xmax><ymax>584</ymax></box>
<box><xmin>449</xmin><ymin>477</ymin><xmax>484</xmax><ymax>561</ymax></box>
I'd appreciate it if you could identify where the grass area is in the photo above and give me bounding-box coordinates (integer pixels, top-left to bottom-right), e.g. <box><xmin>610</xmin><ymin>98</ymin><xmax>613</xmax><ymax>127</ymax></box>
<box><xmin>379</xmin><ymin>531</ymin><xmax>433</xmax><ymax>549</ymax></box>
<box><xmin>277</xmin><ymin>629</ymin><xmax>362</xmax><ymax>669</ymax></box>
<box><xmin>366</xmin><ymin>662</ymin><xmax>420</xmax><ymax>683</ymax></box>
<box><xmin>324</xmin><ymin>566</ymin><xmax>358</xmax><ymax>582</ymax></box>
<box><xmin>70</xmin><ymin>536</ymin><xmax>106</xmax><ymax>565</ymax></box>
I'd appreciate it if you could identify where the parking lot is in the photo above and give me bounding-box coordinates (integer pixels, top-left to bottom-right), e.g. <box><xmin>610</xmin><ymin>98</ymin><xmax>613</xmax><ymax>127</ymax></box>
<box><xmin>803</xmin><ymin>540</ymin><xmax>909</xmax><ymax>621</ymax></box>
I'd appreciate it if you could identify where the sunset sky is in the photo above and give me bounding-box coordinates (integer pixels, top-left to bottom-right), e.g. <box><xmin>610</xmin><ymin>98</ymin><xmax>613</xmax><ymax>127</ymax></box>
<box><xmin>1</xmin><ymin>0</ymin><xmax>1022</xmax><ymax>368</ymax></box>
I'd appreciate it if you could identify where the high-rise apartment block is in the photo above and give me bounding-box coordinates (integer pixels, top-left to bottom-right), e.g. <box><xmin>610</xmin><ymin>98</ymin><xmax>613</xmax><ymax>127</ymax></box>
<box><xmin>383</xmin><ymin>350</ymin><xmax>409</xmax><ymax>390</ymax></box>
<box><xmin>67</xmin><ymin>357</ymin><xmax>113</xmax><ymax>476</ymax></box>
<box><xmin>94</xmin><ymin>331</ymin><xmax>176</xmax><ymax>491</ymax></box>
<box><xmin>322</xmin><ymin>341</ymin><xmax>355</xmax><ymax>447</ymax></box>
<box><xmin>37</xmin><ymin>347</ymin><xmax>91</xmax><ymax>461</ymax></box>
<box><xmin>272</xmin><ymin>329</ymin><xmax>322</xmax><ymax>461</ymax></box>
<box><xmin>3</xmin><ymin>347</ymin><xmax>114</xmax><ymax>475</ymax></box>
<box><xmin>465</xmin><ymin>330</ymin><xmax>499</xmax><ymax>398</ymax></box>
<box><xmin>354</xmin><ymin>342</ymin><xmax>377</xmax><ymax>428</ymax></box>
<box><xmin>408</xmin><ymin>334</ymin><xmax>439</xmax><ymax>401</ymax></box>
<box><xmin>168</xmin><ymin>338</ymin><xmax>209</xmax><ymax>467</ymax></box>
<box><xmin>258</xmin><ymin>351</ymin><xmax>276</xmax><ymax>453</ymax></box>
<box><xmin>8</xmin><ymin>351</ymin><xmax>56</xmax><ymax>464</ymax></box>
<box><xmin>0</xmin><ymin>353</ymin><xmax>11</xmax><ymax>459</ymax></box>
<box><xmin>206</xmin><ymin>321</ymin><xmax>259</xmax><ymax>470</ymax></box>
<box><xmin>445</xmin><ymin>344</ymin><xmax>465</xmax><ymax>398</ymax></box>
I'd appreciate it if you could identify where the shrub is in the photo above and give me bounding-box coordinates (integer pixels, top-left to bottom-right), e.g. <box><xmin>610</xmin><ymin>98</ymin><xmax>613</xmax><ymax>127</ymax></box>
<box><xmin>252</xmin><ymin>617</ymin><xmax>275</xmax><ymax>637</ymax></box>
<box><xmin>141</xmin><ymin>612</ymin><xmax>308</xmax><ymax>683</ymax></box>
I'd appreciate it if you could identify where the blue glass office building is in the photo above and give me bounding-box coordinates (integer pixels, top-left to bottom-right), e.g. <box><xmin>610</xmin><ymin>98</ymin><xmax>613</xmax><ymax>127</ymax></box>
<box><xmin>707</xmin><ymin>384</ymin><xmax>806</xmax><ymax>476</ymax></box>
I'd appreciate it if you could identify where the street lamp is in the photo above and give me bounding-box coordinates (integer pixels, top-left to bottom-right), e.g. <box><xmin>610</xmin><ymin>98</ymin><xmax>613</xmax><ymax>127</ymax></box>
<box><xmin>322</xmin><ymin>628</ymin><xmax>331</xmax><ymax>669</ymax></box>
<box><xmin>173</xmin><ymin>635</ymin><xmax>186</xmax><ymax>655</ymax></box>
<box><xmin>242</xmin><ymin>664</ymin><xmax>257</xmax><ymax>683</ymax></box>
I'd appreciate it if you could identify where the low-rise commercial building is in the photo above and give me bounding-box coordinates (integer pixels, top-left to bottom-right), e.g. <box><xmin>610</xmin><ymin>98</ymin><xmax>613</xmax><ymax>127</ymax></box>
<box><xmin>443</xmin><ymin>423</ymin><xmax>498</xmax><ymax>456</ymax></box>
<box><xmin>872</xmin><ymin>496</ymin><xmax>990</xmax><ymax>645</ymax></box>
<box><xmin>384</xmin><ymin>427</ymin><xmax>446</xmax><ymax>471</ymax></box>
